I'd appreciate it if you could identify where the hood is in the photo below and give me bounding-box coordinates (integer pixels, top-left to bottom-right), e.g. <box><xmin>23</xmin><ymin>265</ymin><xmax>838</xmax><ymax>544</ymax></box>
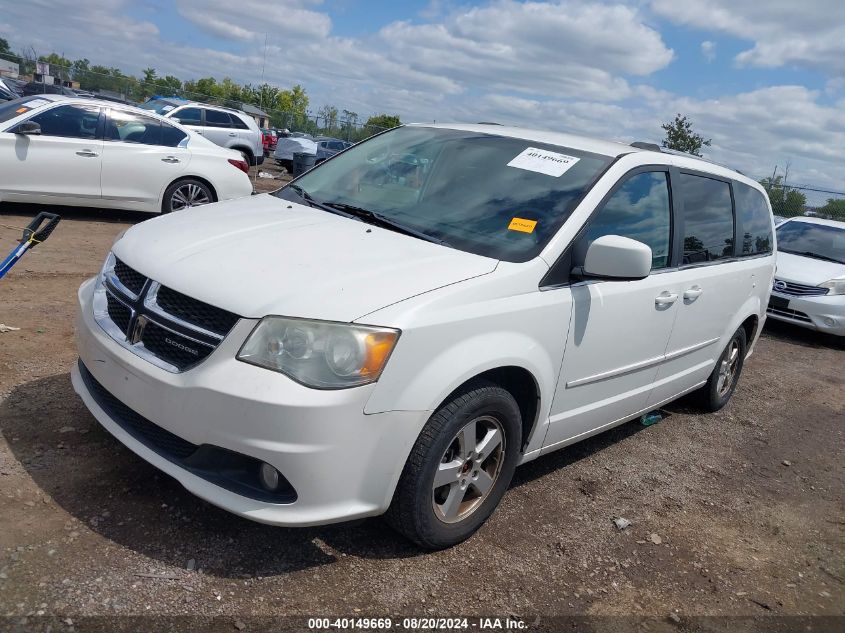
<box><xmin>113</xmin><ymin>194</ymin><xmax>497</xmax><ymax>322</ymax></box>
<box><xmin>775</xmin><ymin>250</ymin><xmax>845</xmax><ymax>286</ymax></box>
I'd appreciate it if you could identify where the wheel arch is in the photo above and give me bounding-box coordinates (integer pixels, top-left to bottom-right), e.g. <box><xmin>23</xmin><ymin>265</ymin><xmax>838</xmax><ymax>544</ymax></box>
<box><xmin>160</xmin><ymin>175</ymin><xmax>218</xmax><ymax>213</ymax></box>
<box><xmin>440</xmin><ymin>366</ymin><xmax>542</xmax><ymax>453</ymax></box>
<box><xmin>231</xmin><ymin>144</ymin><xmax>255</xmax><ymax>165</ymax></box>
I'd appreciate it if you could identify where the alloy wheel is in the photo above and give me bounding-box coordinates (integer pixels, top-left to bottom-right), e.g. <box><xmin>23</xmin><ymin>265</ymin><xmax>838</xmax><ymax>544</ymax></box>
<box><xmin>716</xmin><ymin>338</ymin><xmax>741</xmax><ymax>397</ymax></box>
<box><xmin>171</xmin><ymin>183</ymin><xmax>211</xmax><ymax>210</ymax></box>
<box><xmin>432</xmin><ymin>415</ymin><xmax>506</xmax><ymax>524</ymax></box>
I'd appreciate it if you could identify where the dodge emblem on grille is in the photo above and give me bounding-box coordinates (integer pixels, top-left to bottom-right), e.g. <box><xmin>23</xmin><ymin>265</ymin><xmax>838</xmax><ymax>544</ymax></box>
<box><xmin>128</xmin><ymin>315</ymin><xmax>148</xmax><ymax>344</ymax></box>
<box><xmin>165</xmin><ymin>336</ymin><xmax>200</xmax><ymax>356</ymax></box>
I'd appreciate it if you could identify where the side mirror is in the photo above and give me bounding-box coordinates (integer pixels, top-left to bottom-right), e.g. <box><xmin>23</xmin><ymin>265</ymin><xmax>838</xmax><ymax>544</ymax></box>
<box><xmin>15</xmin><ymin>121</ymin><xmax>41</xmax><ymax>135</ymax></box>
<box><xmin>580</xmin><ymin>235</ymin><xmax>652</xmax><ymax>281</ymax></box>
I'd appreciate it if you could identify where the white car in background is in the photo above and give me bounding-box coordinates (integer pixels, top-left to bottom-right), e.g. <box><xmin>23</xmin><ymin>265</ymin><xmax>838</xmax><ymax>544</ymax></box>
<box><xmin>0</xmin><ymin>95</ymin><xmax>253</xmax><ymax>214</ymax></box>
<box><xmin>767</xmin><ymin>217</ymin><xmax>845</xmax><ymax>336</ymax></box>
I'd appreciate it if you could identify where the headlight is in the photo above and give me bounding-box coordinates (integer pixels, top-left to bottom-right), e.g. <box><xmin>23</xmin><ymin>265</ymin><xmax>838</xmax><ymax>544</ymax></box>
<box><xmin>819</xmin><ymin>279</ymin><xmax>845</xmax><ymax>295</ymax></box>
<box><xmin>237</xmin><ymin>317</ymin><xmax>400</xmax><ymax>389</ymax></box>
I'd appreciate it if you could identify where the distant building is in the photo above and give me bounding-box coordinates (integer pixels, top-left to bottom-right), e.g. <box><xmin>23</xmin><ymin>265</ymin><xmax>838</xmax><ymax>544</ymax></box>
<box><xmin>0</xmin><ymin>58</ymin><xmax>19</xmax><ymax>78</ymax></box>
<box><xmin>240</xmin><ymin>103</ymin><xmax>270</xmax><ymax>128</ymax></box>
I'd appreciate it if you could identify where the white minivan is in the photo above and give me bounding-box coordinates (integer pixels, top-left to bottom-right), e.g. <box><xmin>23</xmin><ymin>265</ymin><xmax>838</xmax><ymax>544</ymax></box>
<box><xmin>72</xmin><ymin>124</ymin><xmax>776</xmax><ymax>548</ymax></box>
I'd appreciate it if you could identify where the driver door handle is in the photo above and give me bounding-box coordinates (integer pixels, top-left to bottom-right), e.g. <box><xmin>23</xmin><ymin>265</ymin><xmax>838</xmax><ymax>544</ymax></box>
<box><xmin>75</xmin><ymin>150</ymin><xmax>98</xmax><ymax>157</ymax></box>
<box><xmin>655</xmin><ymin>291</ymin><xmax>679</xmax><ymax>306</ymax></box>
<box><xmin>684</xmin><ymin>286</ymin><xmax>703</xmax><ymax>300</ymax></box>
<box><xmin>228</xmin><ymin>132</ymin><xmax>237</xmax><ymax>137</ymax></box>
<box><xmin>161</xmin><ymin>156</ymin><xmax>180</xmax><ymax>163</ymax></box>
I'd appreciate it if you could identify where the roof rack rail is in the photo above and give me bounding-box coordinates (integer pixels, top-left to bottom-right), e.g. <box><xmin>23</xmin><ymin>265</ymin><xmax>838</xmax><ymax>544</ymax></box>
<box><xmin>630</xmin><ymin>141</ymin><xmax>746</xmax><ymax>176</ymax></box>
<box><xmin>630</xmin><ymin>141</ymin><xmax>662</xmax><ymax>151</ymax></box>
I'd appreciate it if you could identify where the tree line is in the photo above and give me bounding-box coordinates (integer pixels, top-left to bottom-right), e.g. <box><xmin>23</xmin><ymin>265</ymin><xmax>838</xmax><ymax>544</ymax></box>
<box><xmin>0</xmin><ymin>38</ymin><xmax>400</xmax><ymax>140</ymax></box>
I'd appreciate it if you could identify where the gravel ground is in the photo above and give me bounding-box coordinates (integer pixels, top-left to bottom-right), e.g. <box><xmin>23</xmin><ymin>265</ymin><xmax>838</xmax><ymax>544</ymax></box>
<box><xmin>0</xmin><ymin>199</ymin><xmax>842</xmax><ymax>632</ymax></box>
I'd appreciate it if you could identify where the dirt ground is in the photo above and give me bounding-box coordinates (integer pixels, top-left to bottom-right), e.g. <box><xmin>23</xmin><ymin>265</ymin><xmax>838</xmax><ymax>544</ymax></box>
<box><xmin>0</xmin><ymin>186</ymin><xmax>842</xmax><ymax>631</ymax></box>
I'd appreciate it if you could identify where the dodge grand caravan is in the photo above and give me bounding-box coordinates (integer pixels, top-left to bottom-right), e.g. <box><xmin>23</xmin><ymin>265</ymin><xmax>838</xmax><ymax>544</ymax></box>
<box><xmin>73</xmin><ymin>124</ymin><xmax>776</xmax><ymax>549</ymax></box>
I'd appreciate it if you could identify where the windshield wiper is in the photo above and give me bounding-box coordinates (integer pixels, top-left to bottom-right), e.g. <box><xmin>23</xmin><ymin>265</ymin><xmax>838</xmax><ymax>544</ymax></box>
<box><xmin>322</xmin><ymin>202</ymin><xmax>450</xmax><ymax>246</ymax></box>
<box><xmin>779</xmin><ymin>249</ymin><xmax>845</xmax><ymax>265</ymax></box>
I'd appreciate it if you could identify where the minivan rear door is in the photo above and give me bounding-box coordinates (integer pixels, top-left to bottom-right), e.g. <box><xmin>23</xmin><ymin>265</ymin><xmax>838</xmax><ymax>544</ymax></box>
<box><xmin>647</xmin><ymin>172</ymin><xmax>766</xmax><ymax>406</ymax></box>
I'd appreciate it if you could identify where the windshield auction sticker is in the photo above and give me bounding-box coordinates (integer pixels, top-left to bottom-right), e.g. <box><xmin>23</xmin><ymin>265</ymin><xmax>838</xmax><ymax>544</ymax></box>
<box><xmin>507</xmin><ymin>147</ymin><xmax>580</xmax><ymax>177</ymax></box>
<box><xmin>508</xmin><ymin>217</ymin><xmax>538</xmax><ymax>233</ymax></box>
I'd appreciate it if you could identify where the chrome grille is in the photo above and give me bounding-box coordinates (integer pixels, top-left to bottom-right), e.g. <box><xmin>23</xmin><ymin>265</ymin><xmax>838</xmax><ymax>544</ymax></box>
<box><xmin>772</xmin><ymin>278</ymin><xmax>829</xmax><ymax>297</ymax></box>
<box><xmin>94</xmin><ymin>254</ymin><xmax>240</xmax><ymax>372</ymax></box>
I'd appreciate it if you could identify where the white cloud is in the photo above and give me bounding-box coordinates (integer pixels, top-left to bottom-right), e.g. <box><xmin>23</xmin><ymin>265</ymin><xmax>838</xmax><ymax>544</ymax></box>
<box><xmin>651</xmin><ymin>0</ymin><xmax>845</xmax><ymax>74</ymax></box>
<box><xmin>377</xmin><ymin>1</ymin><xmax>673</xmax><ymax>101</ymax></box>
<box><xmin>175</xmin><ymin>0</ymin><xmax>332</xmax><ymax>41</ymax></box>
<box><xmin>2</xmin><ymin>1</ymin><xmax>841</xmax><ymax>189</ymax></box>
<box><xmin>701</xmin><ymin>40</ymin><xmax>716</xmax><ymax>63</ymax></box>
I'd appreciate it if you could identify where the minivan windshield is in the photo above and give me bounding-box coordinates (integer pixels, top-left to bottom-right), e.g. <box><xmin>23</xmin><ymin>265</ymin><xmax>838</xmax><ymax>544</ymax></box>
<box><xmin>274</xmin><ymin>126</ymin><xmax>613</xmax><ymax>262</ymax></box>
<box><xmin>0</xmin><ymin>96</ymin><xmax>51</xmax><ymax>125</ymax></box>
<box><xmin>776</xmin><ymin>220</ymin><xmax>845</xmax><ymax>265</ymax></box>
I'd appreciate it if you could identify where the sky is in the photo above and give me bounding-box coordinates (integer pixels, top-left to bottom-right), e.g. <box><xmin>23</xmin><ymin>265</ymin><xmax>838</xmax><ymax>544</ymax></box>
<box><xmin>2</xmin><ymin>0</ymin><xmax>845</xmax><ymax>190</ymax></box>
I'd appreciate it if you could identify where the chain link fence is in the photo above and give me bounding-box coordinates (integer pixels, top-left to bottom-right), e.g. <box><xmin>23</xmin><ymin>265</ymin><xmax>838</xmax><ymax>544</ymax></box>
<box><xmin>763</xmin><ymin>182</ymin><xmax>845</xmax><ymax>221</ymax></box>
<box><xmin>0</xmin><ymin>53</ymin><xmax>391</xmax><ymax>142</ymax></box>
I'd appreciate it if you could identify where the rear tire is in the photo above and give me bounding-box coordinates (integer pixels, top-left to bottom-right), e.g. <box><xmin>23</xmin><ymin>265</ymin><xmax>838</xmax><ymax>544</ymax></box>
<box><xmin>697</xmin><ymin>327</ymin><xmax>747</xmax><ymax>412</ymax></box>
<box><xmin>386</xmin><ymin>381</ymin><xmax>521</xmax><ymax>549</ymax></box>
<box><xmin>162</xmin><ymin>178</ymin><xmax>214</xmax><ymax>213</ymax></box>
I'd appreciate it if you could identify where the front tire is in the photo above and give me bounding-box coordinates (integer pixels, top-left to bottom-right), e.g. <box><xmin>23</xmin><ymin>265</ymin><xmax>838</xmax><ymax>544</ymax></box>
<box><xmin>162</xmin><ymin>178</ymin><xmax>214</xmax><ymax>213</ymax></box>
<box><xmin>386</xmin><ymin>381</ymin><xmax>522</xmax><ymax>549</ymax></box>
<box><xmin>698</xmin><ymin>327</ymin><xmax>747</xmax><ymax>412</ymax></box>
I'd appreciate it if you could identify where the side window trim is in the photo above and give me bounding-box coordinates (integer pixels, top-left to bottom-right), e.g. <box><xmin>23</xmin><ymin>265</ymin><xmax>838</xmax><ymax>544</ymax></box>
<box><xmin>540</xmin><ymin>163</ymin><xmax>674</xmax><ymax>289</ymax></box>
<box><xmin>675</xmin><ymin>168</ymin><xmax>738</xmax><ymax>269</ymax></box>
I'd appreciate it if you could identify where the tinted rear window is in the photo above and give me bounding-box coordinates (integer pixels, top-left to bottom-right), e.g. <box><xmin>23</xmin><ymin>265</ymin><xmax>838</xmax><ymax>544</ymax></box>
<box><xmin>681</xmin><ymin>174</ymin><xmax>735</xmax><ymax>263</ymax></box>
<box><xmin>734</xmin><ymin>182</ymin><xmax>773</xmax><ymax>256</ymax></box>
<box><xmin>204</xmin><ymin>109</ymin><xmax>232</xmax><ymax>127</ymax></box>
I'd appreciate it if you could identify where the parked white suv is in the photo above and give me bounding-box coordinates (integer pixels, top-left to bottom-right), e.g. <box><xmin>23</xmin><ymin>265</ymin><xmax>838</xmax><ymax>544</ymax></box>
<box><xmin>73</xmin><ymin>124</ymin><xmax>776</xmax><ymax>548</ymax></box>
<box><xmin>140</xmin><ymin>98</ymin><xmax>264</xmax><ymax>167</ymax></box>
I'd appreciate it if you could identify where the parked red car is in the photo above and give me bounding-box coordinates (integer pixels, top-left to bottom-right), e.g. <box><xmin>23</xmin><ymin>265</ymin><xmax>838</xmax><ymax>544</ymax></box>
<box><xmin>261</xmin><ymin>128</ymin><xmax>279</xmax><ymax>156</ymax></box>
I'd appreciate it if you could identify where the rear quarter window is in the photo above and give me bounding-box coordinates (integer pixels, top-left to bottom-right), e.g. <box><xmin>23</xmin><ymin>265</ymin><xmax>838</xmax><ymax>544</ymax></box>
<box><xmin>734</xmin><ymin>182</ymin><xmax>773</xmax><ymax>256</ymax></box>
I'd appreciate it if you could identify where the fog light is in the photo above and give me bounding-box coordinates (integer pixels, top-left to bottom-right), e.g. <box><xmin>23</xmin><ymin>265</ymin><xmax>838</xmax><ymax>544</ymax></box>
<box><xmin>259</xmin><ymin>462</ymin><xmax>280</xmax><ymax>491</ymax></box>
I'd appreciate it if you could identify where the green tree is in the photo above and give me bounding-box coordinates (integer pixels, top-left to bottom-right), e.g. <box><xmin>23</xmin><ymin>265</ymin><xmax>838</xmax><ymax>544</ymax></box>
<box><xmin>760</xmin><ymin>173</ymin><xmax>807</xmax><ymax>217</ymax></box>
<box><xmin>661</xmin><ymin>113</ymin><xmax>711</xmax><ymax>157</ymax></box>
<box><xmin>318</xmin><ymin>104</ymin><xmax>339</xmax><ymax>133</ymax></box>
<box><xmin>0</xmin><ymin>37</ymin><xmax>17</xmax><ymax>63</ymax></box>
<box><xmin>38</xmin><ymin>53</ymin><xmax>73</xmax><ymax>81</ymax></box>
<box><xmin>364</xmin><ymin>114</ymin><xmax>401</xmax><ymax>131</ymax></box>
<box><xmin>817</xmin><ymin>198</ymin><xmax>845</xmax><ymax>221</ymax></box>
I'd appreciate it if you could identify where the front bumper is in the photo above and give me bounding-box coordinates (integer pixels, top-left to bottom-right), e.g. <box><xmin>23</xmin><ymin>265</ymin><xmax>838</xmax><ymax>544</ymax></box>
<box><xmin>72</xmin><ymin>277</ymin><xmax>428</xmax><ymax>526</ymax></box>
<box><xmin>767</xmin><ymin>290</ymin><xmax>845</xmax><ymax>336</ymax></box>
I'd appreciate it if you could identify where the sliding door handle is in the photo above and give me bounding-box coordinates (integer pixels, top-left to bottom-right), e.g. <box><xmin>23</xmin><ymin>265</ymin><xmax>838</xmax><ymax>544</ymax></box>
<box><xmin>684</xmin><ymin>286</ymin><xmax>703</xmax><ymax>300</ymax></box>
<box><xmin>655</xmin><ymin>292</ymin><xmax>678</xmax><ymax>306</ymax></box>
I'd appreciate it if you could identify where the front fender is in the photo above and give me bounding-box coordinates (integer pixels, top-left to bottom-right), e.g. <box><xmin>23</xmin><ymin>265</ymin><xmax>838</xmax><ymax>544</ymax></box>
<box><xmin>364</xmin><ymin>295</ymin><xmax>571</xmax><ymax>454</ymax></box>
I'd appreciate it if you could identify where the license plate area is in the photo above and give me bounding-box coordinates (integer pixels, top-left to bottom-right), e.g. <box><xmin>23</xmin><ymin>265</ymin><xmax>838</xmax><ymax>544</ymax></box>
<box><xmin>769</xmin><ymin>295</ymin><xmax>789</xmax><ymax>310</ymax></box>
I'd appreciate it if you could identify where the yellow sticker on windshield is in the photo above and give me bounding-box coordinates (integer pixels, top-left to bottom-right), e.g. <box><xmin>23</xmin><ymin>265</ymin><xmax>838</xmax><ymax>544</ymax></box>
<box><xmin>508</xmin><ymin>217</ymin><xmax>537</xmax><ymax>233</ymax></box>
